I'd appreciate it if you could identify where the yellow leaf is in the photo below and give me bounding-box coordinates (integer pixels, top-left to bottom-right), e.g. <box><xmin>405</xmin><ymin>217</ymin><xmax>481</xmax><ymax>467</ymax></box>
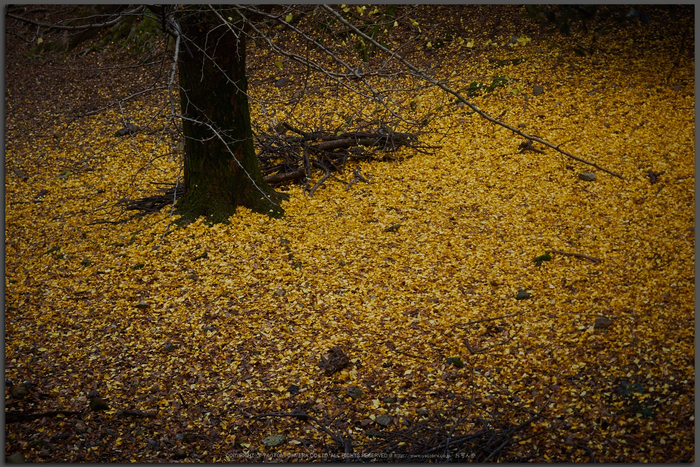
<box><xmin>285</xmin><ymin>13</ymin><xmax>293</xmax><ymax>22</ymax></box>
<box><xmin>37</xmin><ymin>38</ymin><xmax>43</xmax><ymax>45</ymax></box>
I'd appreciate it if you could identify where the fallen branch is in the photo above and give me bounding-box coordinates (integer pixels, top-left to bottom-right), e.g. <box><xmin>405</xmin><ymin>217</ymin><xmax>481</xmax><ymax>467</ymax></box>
<box><xmin>344</xmin><ymin>177</ymin><xmax>357</xmax><ymax>191</ymax></box>
<box><xmin>118</xmin><ymin>185</ymin><xmax>184</xmax><ymax>213</ymax></box>
<box><xmin>6</xmin><ymin>410</ymin><xmax>82</xmax><ymax>423</ymax></box>
<box><xmin>547</xmin><ymin>249</ymin><xmax>601</xmax><ymax>264</ymax></box>
<box><xmin>353</xmin><ymin>167</ymin><xmax>371</xmax><ymax>184</ymax></box>
<box><xmin>263</xmin><ymin>168</ymin><xmax>306</xmax><ymax>184</ymax></box>
<box><xmin>12</xmin><ymin>167</ymin><xmax>29</xmax><ymax>181</ymax></box>
<box><xmin>308</xmin><ymin>160</ymin><xmax>331</xmax><ymax>196</ymax></box>
<box><xmin>283</xmin><ymin>122</ymin><xmax>315</xmax><ymax>139</ymax></box>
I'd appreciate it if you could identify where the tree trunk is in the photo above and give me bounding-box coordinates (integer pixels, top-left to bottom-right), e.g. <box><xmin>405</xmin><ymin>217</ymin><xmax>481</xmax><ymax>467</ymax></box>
<box><xmin>176</xmin><ymin>12</ymin><xmax>286</xmax><ymax>224</ymax></box>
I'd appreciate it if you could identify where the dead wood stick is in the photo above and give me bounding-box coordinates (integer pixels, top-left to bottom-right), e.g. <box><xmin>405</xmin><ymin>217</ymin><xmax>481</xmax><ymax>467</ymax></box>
<box><xmin>320</xmin><ymin>151</ymin><xmax>342</xmax><ymax>173</ymax></box>
<box><xmin>384</xmin><ymin>342</ymin><xmax>428</xmax><ymax>360</ymax></box>
<box><xmin>303</xmin><ymin>146</ymin><xmax>312</xmax><ymax>192</ymax></box>
<box><xmin>464</xmin><ymin>339</ymin><xmax>487</xmax><ymax>355</ymax></box>
<box><xmin>303</xmin><ymin>146</ymin><xmax>311</xmax><ymax>177</ymax></box>
<box><xmin>308</xmin><ymin>161</ymin><xmax>331</xmax><ymax>196</ymax></box>
<box><xmin>283</xmin><ymin>122</ymin><xmax>314</xmax><ymax>139</ymax></box>
<box><xmin>313</xmin><ymin>137</ymin><xmax>379</xmax><ymax>152</ymax></box>
<box><xmin>12</xmin><ymin>167</ymin><xmax>28</xmax><ymax>180</ymax></box>
<box><xmin>6</xmin><ymin>410</ymin><xmax>82</xmax><ymax>423</ymax></box>
<box><xmin>547</xmin><ymin>249</ymin><xmax>601</xmax><ymax>263</ymax></box>
<box><xmin>345</xmin><ymin>177</ymin><xmax>358</xmax><ymax>191</ymax></box>
<box><xmin>353</xmin><ymin>168</ymin><xmax>371</xmax><ymax>184</ymax></box>
<box><xmin>263</xmin><ymin>168</ymin><xmax>306</xmax><ymax>184</ymax></box>
<box><xmin>322</xmin><ymin>5</ymin><xmax>625</xmax><ymax>181</ymax></box>
<box><xmin>393</xmin><ymin>349</ymin><xmax>428</xmax><ymax>360</ymax></box>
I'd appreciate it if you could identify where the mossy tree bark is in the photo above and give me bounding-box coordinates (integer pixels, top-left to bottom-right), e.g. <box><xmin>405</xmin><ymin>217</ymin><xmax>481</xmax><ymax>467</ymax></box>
<box><xmin>176</xmin><ymin>12</ymin><xmax>286</xmax><ymax>224</ymax></box>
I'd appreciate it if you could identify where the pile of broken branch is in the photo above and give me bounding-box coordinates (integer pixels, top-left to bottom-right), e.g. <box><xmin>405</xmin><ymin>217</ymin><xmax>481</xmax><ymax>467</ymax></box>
<box><xmin>257</xmin><ymin>122</ymin><xmax>432</xmax><ymax>195</ymax></box>
<box><xmin>118</xmin><ymin>183</ymin><xmax>184</xmax><ymax>214</ymax></box>
<box><xmin>119</xmin><ymin>123</ymin><xmax>432</xmax><ymax>213</ymax></box>
<box><xmin>251</xmin><ymin>395</ymin><xmax>548</xmax><ymax>463</ymax></box>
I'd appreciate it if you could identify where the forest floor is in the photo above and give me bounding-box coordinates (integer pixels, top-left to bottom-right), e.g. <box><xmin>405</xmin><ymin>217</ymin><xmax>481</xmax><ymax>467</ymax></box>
<box><xmin>5</xmin><ymin>5</ymin><xmax>695</xmax><ymax>463</ymax></box>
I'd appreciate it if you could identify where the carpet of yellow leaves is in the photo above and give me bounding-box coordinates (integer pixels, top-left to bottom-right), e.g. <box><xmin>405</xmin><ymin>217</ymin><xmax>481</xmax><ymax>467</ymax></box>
<box><xmin>5</xmin><ymin>6</ymin><xmax>694</xmax><ymax>462</ymax></box>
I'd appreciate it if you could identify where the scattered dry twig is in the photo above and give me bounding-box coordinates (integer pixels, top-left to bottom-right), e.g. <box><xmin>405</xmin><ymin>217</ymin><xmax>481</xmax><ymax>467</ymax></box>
<box><xmin>457</xmin><ymin>312</ymin><xmax>524</xmax><ymax>328</ymax></box>
<box><xmin>547</xmin><ymin>249</ymin><xmax>602</xmax><ymax>263</ymax></box>
<box><xmin>6</xmin><ymin>410</ymin><xmax>82</xmax><ymax>423</ymax></box>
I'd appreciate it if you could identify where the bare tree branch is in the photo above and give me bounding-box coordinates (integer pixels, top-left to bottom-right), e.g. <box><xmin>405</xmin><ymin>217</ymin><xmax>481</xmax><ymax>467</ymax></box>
<box><xmin>235</xmin><ymin>4</ymin><xmax>421</xmax><ymax>127</ymax></box>
<box><xmin>321</xmin><ymin>5</ymin><xmax>625</xmax><ymax>180</ymax></box>
<box><xmin>6</xmin><ymin>6</ymin><xmax>145</xmax><ymax>31</ymax></box>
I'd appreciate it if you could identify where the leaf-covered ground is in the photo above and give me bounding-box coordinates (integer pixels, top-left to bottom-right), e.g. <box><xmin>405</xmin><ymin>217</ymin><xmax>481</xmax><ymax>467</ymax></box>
<box><xmin>5</xmin><ymin>5</ymin><xmax>694</xmax><ymax>463</ymax></box>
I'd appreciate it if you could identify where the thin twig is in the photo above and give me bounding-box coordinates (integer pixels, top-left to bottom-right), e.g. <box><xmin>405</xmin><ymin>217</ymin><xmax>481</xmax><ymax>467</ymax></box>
<box><xmin>322</xmin><ymin>5</ymin><xmax>625</xmax><ymax>180</ymax></box>
<box><xmin>574</xmin><ymin>442</ymin><xmax>597</xmax><ymax>463</ymax></box>
<box><xmin>207</xmin><ymin>373</ymin><xmax>248</xmax><ymax>397</ymax></box>
<box><xmin>385</xmin><ymin>344</ymin><xmax>428</xmax><ymax>360</ymax></box>
<box><xmin>7</xmin><ymin>6</ymin><xmax>145</xmax><ymax>31</ymax></box>
<box><xmin>6</xmin><ymin>410</ymin><xmax>82</xmax><ymax>423</ymax></box>
<box><xmin>353</xmin><ymin>167</ymin><xmax>371</xmax><ymax>184</ymax></box>
<box><xmin>464</xmin><ymin>325</ymin><xmax>521</xmax><ymax>355</ymax></box>
<box><xmin>457</xmin><ymin>312</ymin><xmax>523</xmax><ymax>327</ymax></box>
<box><xmin>252</xmin><ymin>411</ymin><xmax>346</xmax><ymax>447</ymax></box>
<box><xmin>308</xmin><ymin>160</ymin><xmax>331</xmax><ymax>196</ymax></box>
<box><xmin>547</xmin><ymin>249</ymin><xmax>601</xmax><ymax>263</ymax></box>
